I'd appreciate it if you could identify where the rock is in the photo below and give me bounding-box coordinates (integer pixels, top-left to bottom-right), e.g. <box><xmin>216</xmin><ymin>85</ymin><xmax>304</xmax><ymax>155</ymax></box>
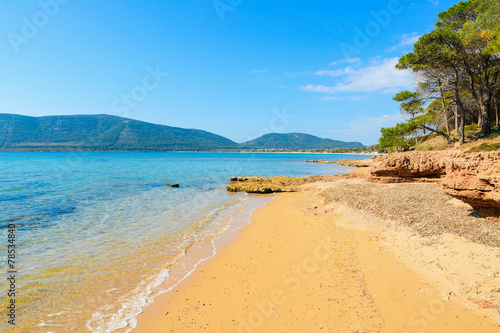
<box><xmin>368</xmin><ymin>151</ymin><xmax>500</xmax><ymax>221</ymax></box>
<box><xmin>370</xmin><ymin>152</ymin><xmax>447</xmax><ymax>179</ymax></box>
<box><xmin>227</xmin><ymin>175</ymin><xmax>340</xmax><ymax>193</ymax></box>
<box><xmin>441</xmin><ymin>152</ymin><xmax>500</xmax><ymax>222</ymax></box>
<box><xmin>165</xmin><ymin>183</ymin><xmax>180</xmax><ymax>187</ymax></box>
<box><xmin>306</xmin><ymin>158</ymin><xmax>378</xmax><ymax>168</ymax></box>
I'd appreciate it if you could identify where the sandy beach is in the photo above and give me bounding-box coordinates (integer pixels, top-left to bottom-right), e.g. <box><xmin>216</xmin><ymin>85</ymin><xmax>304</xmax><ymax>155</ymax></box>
<box><xmin>129</xmin><ymin>179</ymin><xmax>500</xmax><ymax>332</ymax></box>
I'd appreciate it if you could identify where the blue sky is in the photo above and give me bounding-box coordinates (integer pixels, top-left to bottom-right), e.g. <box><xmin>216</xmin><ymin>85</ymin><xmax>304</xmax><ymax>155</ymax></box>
<box><xmin>0</xmin><ymin>0</ymin><xmax>459</xmax><ymax>145</ymax></box>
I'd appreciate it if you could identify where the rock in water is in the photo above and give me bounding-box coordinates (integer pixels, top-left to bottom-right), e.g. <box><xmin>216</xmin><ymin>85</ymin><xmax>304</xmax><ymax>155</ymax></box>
<box><xmin>165</xmin><ymin>183</ymin><xmax>180</xmax><ymax>187</ymax></box>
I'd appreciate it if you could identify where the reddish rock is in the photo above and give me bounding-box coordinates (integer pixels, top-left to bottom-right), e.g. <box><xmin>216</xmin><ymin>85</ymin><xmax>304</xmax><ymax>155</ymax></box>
<box><xmin>441</xmin><ymin>152</ymin><xmax>500</xmax><ymax>222</ymax></box>
<box><xmin>371</xmin><ymin>152</ymin><xmax>447</xmax><ymax>179</ymax></box>
<box><xmin>369</xmin><ymin>151</ymin><xmax>500</xmax><ymax>221</ymax></box>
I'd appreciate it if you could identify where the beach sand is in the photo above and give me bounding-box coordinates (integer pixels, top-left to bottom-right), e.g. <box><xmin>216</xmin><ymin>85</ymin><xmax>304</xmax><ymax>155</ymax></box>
<box><xmin>130</xmin><ymin>186</ymin><xmax>500</xmax><ymax>332</ymax></box>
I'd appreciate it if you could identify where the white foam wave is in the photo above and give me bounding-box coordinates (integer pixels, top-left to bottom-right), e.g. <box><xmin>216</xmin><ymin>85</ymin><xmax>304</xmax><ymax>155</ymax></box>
<box><xmin>86</xmin><ymin>194</ymin><xmax>271</xmax><ymax>333</ymax></box>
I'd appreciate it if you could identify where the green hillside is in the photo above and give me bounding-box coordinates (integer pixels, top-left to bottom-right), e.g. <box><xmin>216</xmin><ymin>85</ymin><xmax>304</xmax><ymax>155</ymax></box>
<box><xmin>240</xmin><ymin>133</ymin><xmax>364</xmax><ymax>150</ymax></box>
<box><xmin>0</xmin><ymin>114</ymin><xmax>364</xmax><ymax>151</ymax></box>
<box><xmin>0</xmin><ymin>114</ymin><xmax>239</xmax><ymax>151</ymax></box>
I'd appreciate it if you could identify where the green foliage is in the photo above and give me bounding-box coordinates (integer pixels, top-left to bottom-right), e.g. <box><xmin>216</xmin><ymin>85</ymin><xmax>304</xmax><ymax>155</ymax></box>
<box><xmin>0</xmin><ymin>114</ymin><xmax>365</xmax><ymax>152</ymax></box>
<box><xmin>379</xmin><ymin>122</ymin><xmax>415</xmax><ymax>150</ymax></box>
<box><xmin>240</xmin><ymin>133</ymin><xmax>364</xmax><ymax>150</ymax></box>
<box><xmin>0</xmin><ymin>114</ymin><xmax>240</xmax><ymax>151</ymax></box>
<box><xmin>473</xmin><ymin>0</ymin><xmax>500</xmax><ymax>54</ymax></box>
<box><xmin>465</xmin><ymin>124</ymin><xmax>481</xmax><ymax>131</ymax></box>
<box><xmin>466</xmin><ymin>142</ymin><xmax>500</xmax><ymax>152</ymax></box>
<box><xmin>389</xmin><ymin>0</ymin><xmax>500</xmax><ymax>146</ymax></box>
<box><xmin>436</xmin><ymin>0</ymin><xmax>477</xmax><ymax>31</ymax></box>
<box><xmin>393</xmin><ymin>91</ymin><xmax>425</xmax><ymax>119</ymax></box>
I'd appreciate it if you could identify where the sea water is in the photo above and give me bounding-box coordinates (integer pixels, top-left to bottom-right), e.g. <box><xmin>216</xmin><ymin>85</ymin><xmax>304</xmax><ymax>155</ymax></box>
<box><xmin>0</xmin><ymin>152</ymin><xmax>371</xmax><ymax>332</ymax></box>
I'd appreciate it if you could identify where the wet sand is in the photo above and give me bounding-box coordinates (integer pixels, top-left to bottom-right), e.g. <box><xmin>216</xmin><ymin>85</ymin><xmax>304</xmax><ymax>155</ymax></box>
<box><xmin>130</xmin><ymin>188</ymin><xmax>499</xmax><ymax>332</ymax></box>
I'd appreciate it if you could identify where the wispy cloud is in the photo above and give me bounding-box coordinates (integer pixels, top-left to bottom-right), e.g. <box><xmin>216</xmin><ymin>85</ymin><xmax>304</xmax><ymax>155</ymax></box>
<box><xmin>320</xmin><ymin>96</ymin><xmax>339</xmax><ymax>101</ymax></box>
<box><xmin>329</xmin><ymin>57</ymin><xmax>361</xmax><ymax>66</ymax></box>
<box><xmin>319</xmin><ymin>95</ymin><xmax>372</xmax><ymax>102</ymax></box>
<box><xmin>284</xmin><ymin>71</ymin><xmax>312</xmax><ymax>78</ymax></box>
<box><xmin>314</xmin><ymin>67</ymin><xmax>354</xmax><ymax>77</ymax></box>
<box><xmin>242</xmin><ymin>69</ymin><xmax>269</xmax><ymax>79</ymax></box>
<box><xmin>387</xmin><ymin>32</ymin><xmax>420</xmax><ymax>52</ymax></box>
<box><xmin>243</xmin><ymin>69</ymin><xmax>268</xmax><ymax>74</ymax></box>
<box><xmin>302</xmin><ymin>57</ymin><xmax>414</xmax><ymax>97</ymax></box>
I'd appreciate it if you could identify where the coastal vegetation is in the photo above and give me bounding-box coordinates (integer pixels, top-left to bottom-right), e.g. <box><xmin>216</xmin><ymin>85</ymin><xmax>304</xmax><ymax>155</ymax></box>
<box><xmin>239</xmin><ymin>132</ymin><xmax>364</xmax><ymax>150</ymax></box>
<box><xmin>0</xmin><ymin>113</ymin><xmax>364</xmax><ymax>152</ymax></box>
<box><xmin>379</xmin><ymin>0</ymin><xmax>500</xmax><ymax>151</ymax></box>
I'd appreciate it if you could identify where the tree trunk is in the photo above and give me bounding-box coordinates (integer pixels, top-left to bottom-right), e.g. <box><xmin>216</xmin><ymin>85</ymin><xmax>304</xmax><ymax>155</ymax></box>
<box><xmin>459</xmin><ymin>107</ymin><xmax>465</xmax><ymax>145</ymax></box>
<box><xmin>438</xmin><ymin>83</ymin><xmax>450</xmax><ymax>136</ymax></box>
<box><xmin>495</xmin><ymin>97</ymin><xmax>499</xmax><ymax>127</ymax></box>
<box><xmin>454</xmin><ymin>104</ymin><xmax>459</xmax><ymax>133</ymax></box>
<box><xmin>420</xmin><ymin>125</ymin><xmax>454</xmax><ymax>144</ymax></box>
<box><xmin>454</xmin><ymin>88</ymin><xmax>466</xmax><ymax>145</ymax></box>
<box><xmin>478</xmin><ymin>103</ymin><xmax>491</xmax><ymax>137</ymax></box>
<box><xmin>443</xmin><ymin>111</ymin><xmax>450</xmax><ymax>136</ymax></box>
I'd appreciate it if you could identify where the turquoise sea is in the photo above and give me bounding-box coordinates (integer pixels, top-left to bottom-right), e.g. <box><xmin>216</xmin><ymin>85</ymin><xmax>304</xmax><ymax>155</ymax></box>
<box><xmin>0</xmin><ymin>152</ymin><xmax>371</xmax><ymax>332</ymax></box>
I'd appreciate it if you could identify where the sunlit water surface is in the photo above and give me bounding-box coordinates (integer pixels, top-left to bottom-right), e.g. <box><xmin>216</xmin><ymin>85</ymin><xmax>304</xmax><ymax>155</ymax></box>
<box><xmin>0</xmin><ymin>152</ymin><xmax>371</xmax><ymax>332</ymax></box>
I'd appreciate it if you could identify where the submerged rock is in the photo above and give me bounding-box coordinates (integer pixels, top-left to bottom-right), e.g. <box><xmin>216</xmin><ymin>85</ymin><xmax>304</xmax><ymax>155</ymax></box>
<box><xmin>164</xmin><ymin>183</ymin><xmax>180</xmax><ymax>187</ymax></box>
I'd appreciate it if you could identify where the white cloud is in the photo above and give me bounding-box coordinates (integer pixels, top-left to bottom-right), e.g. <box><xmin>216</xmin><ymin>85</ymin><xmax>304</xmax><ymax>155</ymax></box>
<box><xmin>319</xmin><ymin>95</ymin><xmax>372</xmax><ymax>102</ymax></box>
<box><xmin>387</xmin><ymin>32</ymin><xmax>420</xmax><ymax>52</ymax></box>
<box><xmin>326</xmin><ymin>113</ymin><xmax>404</xmax><ymax>145</ymax></box>
<box><xmin>244</xmin><ymin>69</ymin><xmax>268</xmax><ymax>74</ymax></box>
<box><xmin>242</xmin><ymin>69</ymin><xmax>269</xmax><ymax>79</ymax></box>
<box><xmin>284</xmin><ymin>71</ymin><xmax>312</xmax><ymax>78</ymax></box>
<box><xmin>302</xmin><ymin>57</ymin><xmax>415</xmax><ymax>95</ymax></box>
<box><xmin>320</xmin><ymin>96</ymin><xmax>339</xmax><ymax>101</ymax></box>
<box><xmin>329</xmin><ymin>57</ymin><xmax>361</xmax><ymax>66</ymax></box>
<box><xmin>314</xmin><ymin>67</ymin><xmax>354</xmax><ymax>77</ymax></box>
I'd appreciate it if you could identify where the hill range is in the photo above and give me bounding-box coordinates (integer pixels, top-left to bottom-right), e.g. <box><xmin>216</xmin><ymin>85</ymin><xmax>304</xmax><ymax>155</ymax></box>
<box><xmin>0</xmin><ymin>114</ymin><xmax>364</xmax><ymax>151</ymax></box>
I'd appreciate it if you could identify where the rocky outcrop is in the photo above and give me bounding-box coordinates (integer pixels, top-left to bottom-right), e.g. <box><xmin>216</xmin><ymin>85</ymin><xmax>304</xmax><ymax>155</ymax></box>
<box><xmin>441</xmin><ymin>152</ymin><xmax>500</xmax><ymax>221</ymax></box>
<box><xmin>306</xmin><ymin>158</ymin><xmax>377</xmax><ymax>168</ymax></box>
<box><xmin>370</xmin><ymin>152</ymin><xmax>447</xmax><ymax>179</ymax></box>
<box><xmin>227</xmin><ymin>176</ymin><xmax>339</xmax><ymax>193</ymax></box>
<box><xmin>369</xmin><ymin>151</ymin><xmax>500</xmax><ymax>221</ymax></box>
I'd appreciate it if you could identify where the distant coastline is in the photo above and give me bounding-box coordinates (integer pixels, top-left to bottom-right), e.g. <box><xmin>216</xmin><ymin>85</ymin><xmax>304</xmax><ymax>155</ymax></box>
<box><xmin>0</xmin><ymin>113</ymin><xmax>367</xmax><ymax>153</ymax></box>
<box><xmin>0</xmin><ymin>149</ymin><xmax>377</xmax><ymax>154</ymax></box>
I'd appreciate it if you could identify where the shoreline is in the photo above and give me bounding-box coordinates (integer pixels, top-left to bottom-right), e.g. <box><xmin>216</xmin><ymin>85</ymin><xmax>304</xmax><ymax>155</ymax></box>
<box><xmin>107</xmin><ymin>194</ymin><xmax>274</xmax><ymax>333</ymax></box>
<box><xmin>128</xmin><ymin>180</ymin><xmax>500</xmax><ymax>332</ymax></box>
<box><xmin>0</xmin><ymin>151</ymin><xmax>378</xmax><ymax>155</ymax></box>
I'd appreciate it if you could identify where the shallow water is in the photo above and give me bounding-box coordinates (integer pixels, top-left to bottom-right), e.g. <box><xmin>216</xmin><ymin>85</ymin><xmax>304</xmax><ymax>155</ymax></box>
<box><xmin>0</xmin><ymin>152</ymin><xmax>371</xmax><ymax>332</ymax></box>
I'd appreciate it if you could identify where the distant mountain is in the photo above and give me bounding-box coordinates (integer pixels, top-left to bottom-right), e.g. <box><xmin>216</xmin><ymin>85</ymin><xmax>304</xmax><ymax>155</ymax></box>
<box><xmin>0</xmin><ymin>114</ymin><xmax>238</xmax><ymax>151</ymax></box>
<box><xmin>240</xmin><ymin>133</ymin><xmax>364</xmax><ymax>150</ymax></box>
<box><xmin>0</xmin><ymin>114</ymin><xmax>364</xmax><ymax>151</ymax></box>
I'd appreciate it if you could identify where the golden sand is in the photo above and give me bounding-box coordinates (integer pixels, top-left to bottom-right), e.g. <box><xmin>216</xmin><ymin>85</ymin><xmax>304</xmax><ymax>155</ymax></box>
<box><xmin>130</xmin><ymin>190</ymin><xmax>498</xmax><ymax>332</ymax></box>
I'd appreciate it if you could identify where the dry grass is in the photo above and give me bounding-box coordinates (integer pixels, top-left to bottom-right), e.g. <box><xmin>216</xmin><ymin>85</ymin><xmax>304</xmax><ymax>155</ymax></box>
<box><xmin>415</xmin><ymin>127</ymin><xmax>500</xmax><ymax>152</ymax></box>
